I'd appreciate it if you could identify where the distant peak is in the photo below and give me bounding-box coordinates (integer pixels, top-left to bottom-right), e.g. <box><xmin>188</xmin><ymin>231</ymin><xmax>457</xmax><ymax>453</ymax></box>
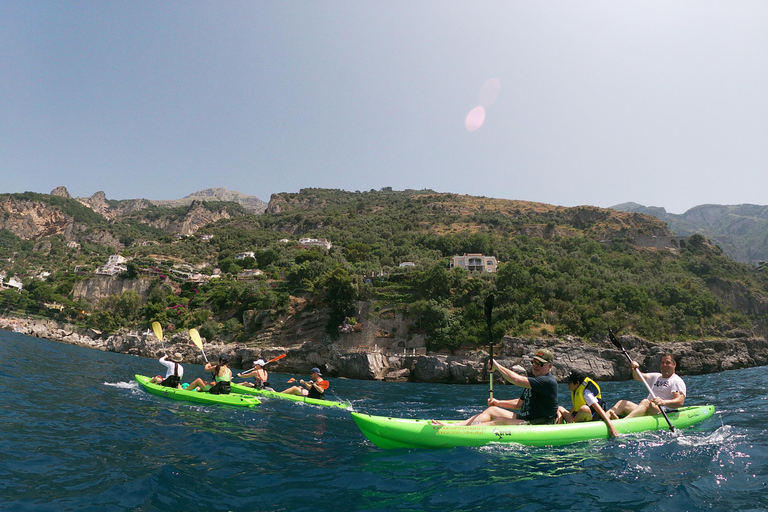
<box><xmin>50</xmin><ymin>186</ymin><xmax>71</xmax><ymax>198</ymax></box>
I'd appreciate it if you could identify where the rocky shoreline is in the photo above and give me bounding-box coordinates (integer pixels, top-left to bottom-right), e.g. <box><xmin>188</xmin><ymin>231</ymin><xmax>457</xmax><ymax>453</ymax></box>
<box><xmin>4</xmin><ymin>317</ymin><xmax>768</xmax><ymax>383</ymax></box>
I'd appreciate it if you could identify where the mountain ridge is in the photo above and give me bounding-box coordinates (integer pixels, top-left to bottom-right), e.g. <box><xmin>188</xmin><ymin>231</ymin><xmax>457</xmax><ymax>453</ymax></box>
<box><xmin>610</xmin><ymin>202</ymin><xmax>768</xmax><ymax>264</ymax></box>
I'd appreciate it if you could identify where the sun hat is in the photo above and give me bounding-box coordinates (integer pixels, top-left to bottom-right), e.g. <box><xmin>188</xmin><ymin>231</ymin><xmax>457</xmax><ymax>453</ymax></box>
<box><xmin>532</xmin><ymin>349</ymin><xmax>554</xmax><ymax>364</ymax></box>
<box><xmin>170</xmin><ymin>353</ymin><xmax>183</xmax><ymax>363</ymax></box>
<box><xmin>310</xmin><ymin>367</ymin><xmax>322</xmax><ymax>375</ymax></box>
<box><xmin>254</xmin><ymin>359</ymin><xmax>266</xmax><ymax>366</ymax></box>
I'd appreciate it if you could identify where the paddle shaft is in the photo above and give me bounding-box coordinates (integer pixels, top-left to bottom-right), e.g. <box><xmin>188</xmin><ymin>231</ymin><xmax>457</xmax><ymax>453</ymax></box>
<box><xmin>485</xmin><ymin>294</ymin><xmax>494</xmax><ymax>400</ymax></box>
<box><xmin>238</xmin><ymin>354</ymin><xmax>286</xmax><ymax>375</ymax></box>
<box><xmin>608</xmin><ymin>330</ymin><xmax>675</xmax><ymax>431</ymax></box>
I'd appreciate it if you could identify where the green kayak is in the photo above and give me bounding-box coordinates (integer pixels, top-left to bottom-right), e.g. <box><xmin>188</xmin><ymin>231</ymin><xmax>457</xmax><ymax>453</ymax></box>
<box><xmin>351</xmin><ymin>404</ymin><xmax>715</xmax><ymax>449</ymax></box>
<box><xmin>230</xmin><ymin>382</ymin><xmax>351</xmax><ymax>409</ymax></box>
<box><xmin>135</xmin><ymin>375</ymin><xmax>260</xmax><ymax>408</ymax></box>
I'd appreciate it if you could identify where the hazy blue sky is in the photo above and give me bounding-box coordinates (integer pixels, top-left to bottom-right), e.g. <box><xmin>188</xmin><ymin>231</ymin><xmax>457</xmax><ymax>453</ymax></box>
<box><xmin>3</xmin><ymin>1</ymin><xmax>767</xmax><ymax>213</ymax></box>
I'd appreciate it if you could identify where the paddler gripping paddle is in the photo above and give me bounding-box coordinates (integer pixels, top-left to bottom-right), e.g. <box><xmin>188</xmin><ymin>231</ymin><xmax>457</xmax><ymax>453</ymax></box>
<box><xmin>151</xmin><ymin>321</ymin><xmax>166</xmax><ymax>353</ymax></box>
<box><xmin>485</xmin><ymin>294</ymin><xmax>494</xmax><ymax>400</ymax></box>
<box><xmin>608</xmin><ymin>329</ymin><xmax>675</xmax><ymax>432</ymax></box>
<box><xmin>237</xmin><ymin>354</ymin><xmax>287</xmax><ymax>377</ymax></box>
<box><xmin>189</xmin><ymin>328</ymin><xmax>209</xmax><ymax>363</ymax></box>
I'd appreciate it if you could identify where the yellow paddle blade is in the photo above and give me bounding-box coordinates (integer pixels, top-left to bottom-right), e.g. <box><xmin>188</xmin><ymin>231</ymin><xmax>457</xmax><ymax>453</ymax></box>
<box><xmin>189</xmin><ymin>328</ymin><xmax>203</xmax><ymax>350</ymax></box>
<box><xmin>151</xmin><ymin>321</ymin><xmax>163</xmax><ymax>341</ymax></box>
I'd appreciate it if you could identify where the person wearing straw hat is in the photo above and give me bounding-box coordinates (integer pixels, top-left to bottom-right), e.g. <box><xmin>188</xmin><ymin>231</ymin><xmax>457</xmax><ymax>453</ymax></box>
<box><xmin>237</xmin><ymin>359</ymin><xmax>272</xmax><ymax>390</ymax></box>
<box><xmin>149</xmin><ymin>353</ymin><xmax>184</xmax><ymax>388</ymax></box>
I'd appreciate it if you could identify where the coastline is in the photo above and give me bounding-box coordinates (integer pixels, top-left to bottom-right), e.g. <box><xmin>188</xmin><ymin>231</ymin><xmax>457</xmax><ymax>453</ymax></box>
<box><xmin>4</xmin><ymin>316</ymin><xmax>768</xmax><ymax>383</ymax></box>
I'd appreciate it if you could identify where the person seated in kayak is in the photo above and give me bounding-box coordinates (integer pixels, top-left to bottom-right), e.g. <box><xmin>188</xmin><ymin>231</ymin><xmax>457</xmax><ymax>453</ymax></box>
<box><xmin>237</xmin><ymin>359</ymin><xmax>272</xmax><ymax>390</ymax></box>
<box><xmin>436</xmin><ymin>349</ymin><xmax>558</xmax><ymax>426</ymax></box>
<box><xmin>149</xmin><ymin>353</ymin><xmax>184</xmax><ymax>388</ymax></box>
<box><xmin>280</xmin><ymin>367</ymin><xmax>329</xmax><ymax>400</ymax></box>
<box><xmin>186</xmin><ymin>355</ymin><xmax>232</xmax><ymax>395</ymax></box>
<box><xmin>556</xmin><ymin>370</ymin><xmax>619</xmax><ymax>438</ymax></box>
<box><xmin>606</xmin><ymin>353</ymin><xmax>686</xmax><ymax>420</ymax></box>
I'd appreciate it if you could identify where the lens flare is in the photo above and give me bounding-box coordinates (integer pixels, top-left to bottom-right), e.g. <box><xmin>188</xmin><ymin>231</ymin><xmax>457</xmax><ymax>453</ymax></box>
<box><xmin>465</xmin><ymin>106</ymin><xmax>486</xmax><ymax>131</ymax></box>
<box><xmin>479</xmin><ymin>78</ymin><xmax>501</xmax><ymax>108</ymax></box>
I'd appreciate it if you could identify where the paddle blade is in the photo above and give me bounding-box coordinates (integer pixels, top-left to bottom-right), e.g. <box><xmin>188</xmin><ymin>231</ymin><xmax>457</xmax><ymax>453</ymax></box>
<box><xmin>189</xmin><ymin>328</ymin><xmax>203</xmax><ymax>350</ymax></box>
<box><xmin>607</xmin><ymin>329</ymin><xmax>622</xmax><ymax>349</ymax></box>
<box><xmin>267</xmin><ymin>354</ymin><xmax>286</xmax><ymax>364</ymax></box>
<box><xmin>151</xmin><ymin>321</ymin><xmax>163</xmax><ymax>341</ymax></box>
<box><xmin>484</xmin><ymin>294</ymin><xmax>494</xmax><ymax>324</ymax></box>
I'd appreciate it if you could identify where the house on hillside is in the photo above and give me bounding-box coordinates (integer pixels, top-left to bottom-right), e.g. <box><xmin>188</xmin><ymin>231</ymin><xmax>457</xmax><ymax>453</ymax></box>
<box><xmin>237</xmin><ymin>269</ymin><xmax>264</xmax><ymax>280</ymax></box>
<box><xmin>298</xmin><ymin>237</ymin><xmax>332</xmax><ymax>250</ymax></box>
<box><xmin>95</xmin><ymin>254</ymin><xmax>128</xmax><ymax>276</ymax></box>
<box><xmin>449</xmin><ymin>253</ymin><xmax>498</xmax><ymax>273</ymax></box>
<box><xmin>235</xmin><ymin>251</ymin><xmax>256</xmax><ymax>260</ymax></box>
<box><xmin>0</xmin><ymin>276</ymin><xmax>23</xmax><ymax>292</ymax></box>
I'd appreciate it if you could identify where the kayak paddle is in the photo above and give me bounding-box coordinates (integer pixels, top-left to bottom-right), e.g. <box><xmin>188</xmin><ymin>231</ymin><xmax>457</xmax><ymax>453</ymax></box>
<box><xmin>238</xmin><ymin>354</ymin><xmax>287</xmax><ymax>376</ymax></box>
<box><xmin>189</xmin><ymin>328</ymin><xmax>209</xmax><ymax>363</ymax></box>
<box><xmin>608</xmin><ymin>329</ymin><xmax>675</xmax><ymax>432</ymax></box>
<box><xmin>485</xmin><ymin>293</ymin><xmax>494</xmax><ymax>400</ymax></box>
<box><xmin>151</xmin><ymin>321</ymin><xmax>166</xmax><ymax>352</ymax></box>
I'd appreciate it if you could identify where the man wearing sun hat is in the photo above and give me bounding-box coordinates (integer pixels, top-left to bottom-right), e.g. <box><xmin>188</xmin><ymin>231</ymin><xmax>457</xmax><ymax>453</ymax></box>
<box><xmin>149</xmin><ymin>352</ymin><xmax>184</xmax><ymax>388</ymax></box>
<box><xmin>443</xmin><ymin>348</ymin><xmax>558</xmax><ymax>426</ymax></box>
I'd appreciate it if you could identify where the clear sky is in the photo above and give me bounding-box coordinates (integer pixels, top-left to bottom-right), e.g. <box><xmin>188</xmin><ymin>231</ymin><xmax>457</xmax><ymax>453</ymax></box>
<box><xmin>3</xmin><ymin>1</ymin><xmax>767</xmax><ymax>214</ymax></box>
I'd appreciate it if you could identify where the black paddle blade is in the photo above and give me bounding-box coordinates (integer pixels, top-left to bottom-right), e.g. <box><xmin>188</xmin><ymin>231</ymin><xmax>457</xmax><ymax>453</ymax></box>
<box><xmin>485</xmin><ymin>294</ymin><xmax>494</xmax><ymax>324</ymax></box>
<box><xmin>608</xmin><ymin>329</ymin><xmax>622</xmax><ymax>349</ymax></box>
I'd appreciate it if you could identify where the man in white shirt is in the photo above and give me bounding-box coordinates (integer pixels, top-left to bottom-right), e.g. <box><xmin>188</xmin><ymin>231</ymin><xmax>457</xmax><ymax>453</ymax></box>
<box><xmin>607</xmin><ymin>353</ymin><xmax>686</xmax><ymax>419</ymax></box>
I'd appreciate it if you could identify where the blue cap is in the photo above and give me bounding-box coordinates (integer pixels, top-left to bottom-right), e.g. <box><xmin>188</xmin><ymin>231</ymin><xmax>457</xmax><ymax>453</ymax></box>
<box><xmin>310</xmin><ymin>367</ymin><xmax>322</xmax><ymax>375</ymax></box>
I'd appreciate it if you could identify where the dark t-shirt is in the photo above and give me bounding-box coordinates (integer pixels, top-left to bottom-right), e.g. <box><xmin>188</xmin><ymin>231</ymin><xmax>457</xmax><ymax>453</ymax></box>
<box><xmin>517</xmin><ymin>373</ymin><xmax>558</xmax><ymax>422</ymax></box>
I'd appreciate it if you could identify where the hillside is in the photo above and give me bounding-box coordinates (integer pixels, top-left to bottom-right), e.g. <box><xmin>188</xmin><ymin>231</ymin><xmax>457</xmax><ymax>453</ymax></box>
<box><xmin>611</xmin><ymin>202</ymin><xmax>768</xmax><ymax>265</ymax></box>
<box><xmin>2</xmin><ymin>187</ymin><xmax>768</xmax><ymax>351</ymax></box>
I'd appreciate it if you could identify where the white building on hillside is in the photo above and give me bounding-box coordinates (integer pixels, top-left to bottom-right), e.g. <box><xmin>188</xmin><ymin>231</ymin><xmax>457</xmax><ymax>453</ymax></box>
<box><xmin>450</xmin><ymin>253</ymin><xmax>498</xmax><ymax>273</ymax></box>
<box><xmin>298</xmin><ymin>238</ymin><xmax>332</xmax><ymax>250</ymax></box>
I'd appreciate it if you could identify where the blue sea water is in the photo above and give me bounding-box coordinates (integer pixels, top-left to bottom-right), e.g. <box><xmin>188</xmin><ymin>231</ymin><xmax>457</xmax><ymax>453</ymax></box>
<box><xmin>1</xmin><ymin>330</ymin><xmax>766</xmax><ymax>512</ymax></box>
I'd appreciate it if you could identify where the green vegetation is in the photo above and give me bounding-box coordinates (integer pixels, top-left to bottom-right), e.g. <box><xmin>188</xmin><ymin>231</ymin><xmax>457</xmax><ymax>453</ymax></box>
<box><xmin>2</xmin><ymin>188</ymin><xmax>767</xmax><ymax>349</ymax></box>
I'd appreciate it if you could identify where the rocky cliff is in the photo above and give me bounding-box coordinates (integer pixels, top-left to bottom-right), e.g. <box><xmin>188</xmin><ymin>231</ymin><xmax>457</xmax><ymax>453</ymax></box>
<box><xmin>7</xmin><ymin>317</ymin><xmax>767</xmax><ymax>384</ymax></box>
<box><xmin>0</xmin><ymin>196</ymin><xmax>75</xmax><ymax>240</ymax></box>
<box><xmin>73</xmin><ymin>276</ymin><xmax>155</xmax><ymax>303</ymax></box>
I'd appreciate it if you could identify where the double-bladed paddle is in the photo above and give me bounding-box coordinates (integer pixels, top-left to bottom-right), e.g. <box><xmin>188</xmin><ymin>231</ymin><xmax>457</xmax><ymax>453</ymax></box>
<box><xmin>238</xmin><ymin>354</ymin><xmax>287</xmax><ymax>376</ymax></box>
<box><xmin>608</xmin><ymin>329</ymin><xmax>675</xmax><ymax>432</ymax></box>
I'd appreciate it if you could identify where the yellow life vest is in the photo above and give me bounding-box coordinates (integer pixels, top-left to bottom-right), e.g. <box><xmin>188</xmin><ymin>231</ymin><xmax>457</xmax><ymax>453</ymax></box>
<box><xmin>571</xmin><ymin>377</ymin><xmax>602</xmax><ymax>412</ymax></box>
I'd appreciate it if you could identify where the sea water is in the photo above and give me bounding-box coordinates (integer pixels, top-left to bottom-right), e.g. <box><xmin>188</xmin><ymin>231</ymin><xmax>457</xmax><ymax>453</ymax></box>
<box><xmin>0</xmin><ymin>330</ymin><xmax>766</xmax><ymax>512</ymax></box>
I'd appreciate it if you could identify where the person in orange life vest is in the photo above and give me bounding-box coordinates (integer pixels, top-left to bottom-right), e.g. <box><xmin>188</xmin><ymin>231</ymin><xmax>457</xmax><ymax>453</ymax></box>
<box><xmin>281</xmin><ymin>367</ymin><xmax>329</xmax><ymax>400</ymax></box>
<box><xmin>149</xmin><ymin>353</ymin><xmax>184</xmax><ymax>388</ymax></box>
<box><xmin>557</xmin><ymin>370</ymin><xmax>619</xmax><ymax>438</ymax></box>
<box><xmin>238</xmin><ymin>359</ymin><xmax>272</xmax><ymax>390</ymax></box>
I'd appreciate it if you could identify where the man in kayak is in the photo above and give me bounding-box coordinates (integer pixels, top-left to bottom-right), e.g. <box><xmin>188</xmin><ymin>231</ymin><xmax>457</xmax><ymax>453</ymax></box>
<box><xmin>149</xmin><ymin>353</ymin><xmax>184</xmax><ymax>388</ymax></box>
<box><xmin>281</xmin><ymin>367</ymin><xmax>329</xmax><ymax>400</ymax></box>
<box><xmin>439</xmin><ymin>349</ymin><xmax>558</xmax><ymax>426</ymax></box>
<box><xmin>237</xmin><ymin>359</ymin><xmax>272</xmax><ymax>390</ymax></box>
<box><xmin>557</xmin><ymin>370</ymin><xmax>619</xmax><ymax>437</ymax></box>
<box><xmin>186</xmin><ymin>355</ymin><xmax>233</xmax><ymax>394</ymax></box>
<box><xmin>606</xmin><ymin>353</ymin><xmax>686</xmax><ymax>419</ymax></box>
